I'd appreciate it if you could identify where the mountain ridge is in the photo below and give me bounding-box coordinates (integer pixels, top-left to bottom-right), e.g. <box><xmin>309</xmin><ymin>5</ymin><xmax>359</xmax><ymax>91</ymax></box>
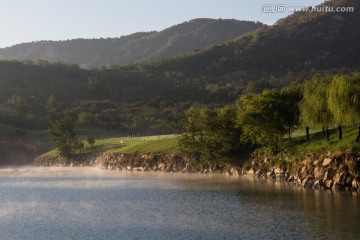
<box><xmin>143</xmin><ymin>0</ymin><xmax>360</xmax><ymax>81</ymax></box>
<box><xmin>0</xmin><ymin>18</ymin><xmax>264</xmax><ymax>69</ymax></box>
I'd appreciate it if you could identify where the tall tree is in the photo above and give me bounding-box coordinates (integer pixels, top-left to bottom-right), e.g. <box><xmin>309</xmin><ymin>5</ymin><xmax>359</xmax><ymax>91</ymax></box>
<box><xmin>328</xmin><ymin>74</ymin><xmax>360</xmax><ymax>142</ymax></box>
<box><xmin>178</xmin><ymin>106</ymin><xmax>242</xmax><ymax>164</ymax></box>
<box><xmin>201</xmin><ymin>106</ymin><xmax>242</xmax><ymax>163</ymax></box>
<box><xmin>280</xmin><ymin>84</ymin><xmax>302</xmax><ymax>141</ymax></box>
<box><xmin>48</xmin><ymin>116</ymin><xmax>83</xmax><ymax>156</ymax></box>
<box><xmin>236</xmin><ymin>89</ymin><xmax>292</xmax><ymax>154</ymax></box>
<box><xmin>178</xmin><ymin>106</ymin><xmax>207</xmax><ymax>159</ymax></box>
<box><xmin>299</xmin><ymin>77</ymin><xmax>333</xmax><ymax>141</ymax></box>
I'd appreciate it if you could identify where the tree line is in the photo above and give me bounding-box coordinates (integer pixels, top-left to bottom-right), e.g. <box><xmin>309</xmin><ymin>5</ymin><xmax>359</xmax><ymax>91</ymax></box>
<box><xmin>48</xmin><ymin>72</ymin><xmax>360</xmax><ymax>157</ymax></box>
<box><xmin>178</xmin><ymin>73</ymin><xmax>360</xmax><ymax>165</ymax></box>
<box><xmin>300</xmin><ymin>74</ymin><xmax>360</xmax><ymax>142</ymax></box>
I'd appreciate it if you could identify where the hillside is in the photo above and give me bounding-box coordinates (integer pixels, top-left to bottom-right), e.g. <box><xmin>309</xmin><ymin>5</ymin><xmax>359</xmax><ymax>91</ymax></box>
<box><xmin>0</xmin><ymin>19</ymin><xmax>264</xmax><ymax>69</ymax></box>
<box><xmin>144</xmin><ymin>0</ymin><xmax>360</xmax><ymax>86</ymax></box>
<box><xmin>0</xmin><ymin>0</ymin><xmax>359</xmax><ymax>136</ymax></box>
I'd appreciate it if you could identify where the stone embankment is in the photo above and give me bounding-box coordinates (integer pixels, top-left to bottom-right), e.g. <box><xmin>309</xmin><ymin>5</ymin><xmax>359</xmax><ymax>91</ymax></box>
<box><xmin>34</xmin><ymin>153</ymin><xmax>100</xmax><ymax>167</ymax></box>
<box><xmin>34</xmin><ymin>150</ymin><xmax>360</xmax><ymax>192</ymax></box>
<box><xmin>246</xmin><ymin>151</ymin><xmax>360</xmax><ymax>192</ymax></box>
<box><xmin>33</xmin><ymin>152</ymin><xmax>241</xmax><ymax>175</ymax></box>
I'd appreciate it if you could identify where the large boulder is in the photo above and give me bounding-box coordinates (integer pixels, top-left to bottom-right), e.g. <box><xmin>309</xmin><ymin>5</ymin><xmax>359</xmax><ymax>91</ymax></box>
<box><xmin>266</xmin><ymin>169</ymin><xmax>276</xmax><ymax>179</ymax></box>
<box><xmin>313</xmin><ymin>179</ymin><xmax>324</xmax><ymax>189</ymax></box>
<box><xmin>312</xmin><ymin>160</ymin><xmax>320</xmax><ymax>166</ymax></box>
<box><xmin>322</xmin><ymin>158</ymin><xmax>333</xmax><ymax>167</ymax></box>
<box><xmin>333</xmin><ymin>172</ymin><xmax>347</xmax><ymax>186</ymax></box>
<box><xmin>157</xmin><ymin>163</ymin><xmax>166</xmax><ymax>171</ymax></box>
<box><xmin>302</xmin><ymin>176</ymin><xmax>314</xmax><ymax>188</ymax></box>
<box><xmin>352</xmin><ymin>180</ymin><xmax>360</xmax><ymax>191</ymax></box>
<box><xmin>230</xmin><ymin>167</ymin><xmax>240</xmax><ymax>176</ymax></box>
<box><xmin>314</xmin><ymin>167</ymin><xmax>323</xmax><ymax>178</ymax></box>
<box><xmin>345</xmin><ymin>175</ymin><xmax>354</xmax><ymax>188</ymax></box>
<box><xmin>323</xmin><ymin>169</ymin><xmax>334</xmax><ymax>181</ymax></box>
<box><xmin>324</xmin><ymin>179</ymin><xmax>334</xmax><ymax>189</ymax></box>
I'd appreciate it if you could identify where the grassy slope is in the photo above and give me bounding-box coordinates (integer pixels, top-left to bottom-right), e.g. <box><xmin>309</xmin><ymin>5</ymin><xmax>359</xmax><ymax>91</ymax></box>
<box><xmin>0</xmin><ymin>122</ymin><xmax>179</xmax><ymax>158</ymax></box>
<box><xmin>42</xmin><ymin>134</ymin><xmax>179</xmax><ymax>157</ymax></box>
<box><xmin>283</xmin><ymin>125</ymin><xmax>360</xmax><ymax>158</ymax></box>
<box><xmin>38</xmin><ymin>125</ymin><xmax>360</xmax><ymax>159</ymax></box>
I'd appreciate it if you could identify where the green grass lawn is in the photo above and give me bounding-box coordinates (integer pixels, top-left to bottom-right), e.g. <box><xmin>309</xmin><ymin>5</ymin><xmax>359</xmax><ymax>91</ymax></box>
<box><xmin>113</xmin><ymin>137</ymin><xmax>179</xmax><ymax>154</ymax></box>
<box><xmin>284</xmin><ymin>125</ymin><xmax>360</xmax><ymax>157</ymax></box>
<box><xmin>42</xmin><ymin>134</ymin><xmax>180</xmax><ymax>157</ymax></box>
<box><xmin>0</xmin><ymin>123</ymin><xmax>179</xmax><ymax>157</ymax></box>
<box><xmin>14</xmin><ymin>121</ymin><xmax>357</xmax><ymax>159</ymax></box>
<box><xmin>291</xmin><ymin>127</ymin><xmax>324</xmax><ymax>138</ymax></box>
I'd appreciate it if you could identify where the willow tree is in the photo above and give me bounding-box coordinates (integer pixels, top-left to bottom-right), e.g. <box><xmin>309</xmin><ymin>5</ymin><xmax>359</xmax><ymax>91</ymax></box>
<box><xmin>350</xmin><ymin>75</ymin><xmax>360</xmax><ymax>142</ymax></box>
<box><xmin>328</xmin><ymin>74</ymin><xmax>360</xmax><ymax>142</ymax></box>
<box><xmin>327</xmin><ymin>75</ymin><xmax>347</xmax><ymax>140</ymax></box>
<box><xmin>299</xmin><ymin>77</ymin><xmax>333</xmax><ymax>141</ymax></box>
<box><xmin>280</xmin><ymin>84</ymin><xmax>302</xmax><ymax>141</ymax></box>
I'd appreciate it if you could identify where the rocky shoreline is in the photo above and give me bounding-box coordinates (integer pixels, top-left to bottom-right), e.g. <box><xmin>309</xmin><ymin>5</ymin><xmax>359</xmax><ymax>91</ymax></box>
<box><xmin>247</xmin><ymin>150</ymin><xmax>360</xmax><ymax>192</ymax></box>
<box><xmin>33</xmin><ymin>152</ymin><xmax>242</xmax><ymax>175</ymax></box>
<box><xmin>33</xmin><ymin>150</ymin><xmax>360</xmax><ymax>192</ymax></box>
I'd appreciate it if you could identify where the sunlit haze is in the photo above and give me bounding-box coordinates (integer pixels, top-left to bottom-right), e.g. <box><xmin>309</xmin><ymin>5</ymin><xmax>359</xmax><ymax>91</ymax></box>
<box><xmin>0</xmin><ymin>0</ymin><xmax>325</xmax><ymax>48</ymax></box>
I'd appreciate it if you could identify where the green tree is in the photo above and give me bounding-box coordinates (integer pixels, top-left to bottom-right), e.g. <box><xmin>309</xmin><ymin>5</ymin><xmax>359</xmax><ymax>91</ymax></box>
<box><xmin>236</xmin><ymin>89</ymin><xmax>295</xmax><ymax>154</ymax></box>
<box><xmin>280</xmin><ymin>84</ymin><xmax>302</xmax><ymax>141</ymax></box>
<box><xmin>178</xmin><ymin>106</ymin><xmax>207</xmax><ymax>160</ymax></box>
<box><xmin>204</xmin><ymin>106</ymin><xmax>242</xmax><ymax>162</ymax></box>
<box><xmin>328</xmin><ymin>74</ymin><xmax>360</xmax><ymax>142</ymax></box>
<box><xmin>299</xmin><ymin>77</ymin><xmax>333</xmax><ymax>141</ymax></box>
<box><xmin>48</xmin><ymin>116</ymin><xmax>83</xmax><ymax>156</ymax></box>
<box><xmin>86</xmin><ymin>135</ymin><xmax>96</xmax><ymax>148</ymax></box>
<box><xmin>178</xmin><ymin>106</ymin><xmax>242</xmax><ymax>164</ymax></box>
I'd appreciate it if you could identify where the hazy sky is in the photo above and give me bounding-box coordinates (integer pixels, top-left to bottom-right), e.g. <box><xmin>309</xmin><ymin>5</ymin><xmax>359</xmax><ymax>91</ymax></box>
<box><xmin>0</xmin><ymin>0</ymin><xmax>325</xmax><ymax>48</ymax></box>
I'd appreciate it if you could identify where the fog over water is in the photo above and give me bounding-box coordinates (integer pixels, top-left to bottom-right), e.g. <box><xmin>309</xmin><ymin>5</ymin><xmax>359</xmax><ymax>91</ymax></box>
<box><xmin>0</xmin><ymin>167</ymin><xmax>359</xmax><ymax>240</ymax></box>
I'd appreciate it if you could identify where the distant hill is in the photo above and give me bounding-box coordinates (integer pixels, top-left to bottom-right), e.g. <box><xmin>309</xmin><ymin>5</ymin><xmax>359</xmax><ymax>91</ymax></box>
<box><xmin>0</xmin><ymin>18</ymin><xmax>264</xmax><ymax>69</ymax></box>
<box><xmin>147</xmin><ymin>0</ymin><xmax>360</xmax><ymax>84</ymax></box>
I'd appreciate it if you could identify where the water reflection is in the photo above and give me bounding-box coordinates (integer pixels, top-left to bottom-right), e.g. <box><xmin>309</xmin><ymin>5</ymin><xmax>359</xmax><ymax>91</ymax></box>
<box><xmin>0</xmin><ymin>167</ymin><xmax>359</xmax><ymax>240</ymax></box>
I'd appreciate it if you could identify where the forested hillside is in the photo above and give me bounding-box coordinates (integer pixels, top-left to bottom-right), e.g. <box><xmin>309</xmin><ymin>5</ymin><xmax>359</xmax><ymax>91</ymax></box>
<box><xmin>0</xmin><ymin>0</ymin><xmax>359</xmax><ymax>136</ymax></box>
<box><xmin>0</xmin><ymin>19</ymin><xmax>264</xmax><ymax>69</ymax></box>
<box><xmin>142</xmin><ymin>0</ymin><xmax>360</xmax><ymax>86</ymax></box>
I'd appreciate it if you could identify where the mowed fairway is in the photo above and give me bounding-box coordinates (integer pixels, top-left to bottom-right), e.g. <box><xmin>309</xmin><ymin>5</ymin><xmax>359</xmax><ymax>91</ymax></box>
<box><xmin>94</xmin><ymin>135</ymin><xmax>179</xmax><ymax>154</ymax></box>
<box><xmin>42</xmin><ymin>134</ymin><xmax>180</xmax><ymax>157</ymax></box>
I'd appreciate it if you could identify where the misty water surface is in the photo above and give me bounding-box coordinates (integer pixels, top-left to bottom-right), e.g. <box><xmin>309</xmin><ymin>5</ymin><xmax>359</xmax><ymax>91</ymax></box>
<box><xmin>0</xmin><ymin>167</ymin><xmax>359</xmax><ymax>240</ymax></box>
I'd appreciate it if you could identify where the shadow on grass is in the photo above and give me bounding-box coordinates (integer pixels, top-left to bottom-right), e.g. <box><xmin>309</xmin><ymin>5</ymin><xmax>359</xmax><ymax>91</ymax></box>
<box><xmin>282</xmin><ymin>126</ymin><xmax>359</xmax><ymax>157</ymax></box>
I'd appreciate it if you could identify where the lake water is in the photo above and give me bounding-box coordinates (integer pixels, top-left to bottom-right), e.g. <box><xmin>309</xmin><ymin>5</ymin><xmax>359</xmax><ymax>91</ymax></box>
<box><xmin>0</xmin><ymin>167</ymin><xmax>359</xmax><ymax>240</ymax></box>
